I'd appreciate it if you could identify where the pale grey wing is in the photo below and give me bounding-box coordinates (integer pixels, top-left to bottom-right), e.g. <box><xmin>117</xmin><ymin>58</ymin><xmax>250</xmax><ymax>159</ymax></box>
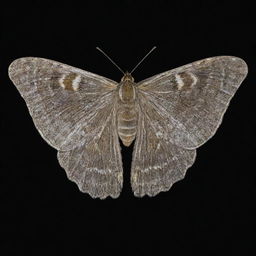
<box><xmin>9</xmin><ymin>57</ymin><xmax>118</xmax><ymax>151</ymax></box>
<box><xmin>137</xmin><ymin>56</ymin><xmax>248</xmax><ymax>149</ymax></box>
<box><xmin>131</xmin><ymin>104</ymin><xmax>196</xmax><ymax>197</ymax></box>
<box><xmin>57</xmin><ymin>108</ymin><xmax>123</xmax><ymax>199</ymax></box>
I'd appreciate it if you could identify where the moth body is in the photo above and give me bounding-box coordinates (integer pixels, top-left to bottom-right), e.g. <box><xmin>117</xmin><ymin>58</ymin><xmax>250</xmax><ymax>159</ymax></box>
<box><xmin>8</xmin><ymin>56</ymin><xmax>248</xmax><ymax>199</ymax></box>
<box><xmin>117</xmin><ymin>72</ymin><xmax>137</xmax><ymax>146</ymax></box>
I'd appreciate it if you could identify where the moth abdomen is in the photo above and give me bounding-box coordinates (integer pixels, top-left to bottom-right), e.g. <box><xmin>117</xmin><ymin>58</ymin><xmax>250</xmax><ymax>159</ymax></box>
<box><xmin>117</xmin><ymin>106</ymin><xmax>137</xmax><ymax>147</ymax></box>
<box><xmin>117</xmin><ymin>72</ymin><xmax>138</xmax><ymax>146</ymax></box>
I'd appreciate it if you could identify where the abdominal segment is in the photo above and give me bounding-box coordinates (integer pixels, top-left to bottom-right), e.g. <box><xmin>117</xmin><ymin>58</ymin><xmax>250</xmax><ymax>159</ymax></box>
<box><xmin>117</xmin><ymin>105</ymin><xmax>137</xmax><ymax>147</ymax></box>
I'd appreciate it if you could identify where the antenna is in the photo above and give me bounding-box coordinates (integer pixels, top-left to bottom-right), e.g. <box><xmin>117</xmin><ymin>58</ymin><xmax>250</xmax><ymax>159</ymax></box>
<box><xmin>130</xmin><ymin>46</ymin><xmax>156</xmax><ymax>74</ymax></box>
<box><xmin>96</xmin><ymin>47</ymin><xmax>125</xmax><ymax>75</ymax></box>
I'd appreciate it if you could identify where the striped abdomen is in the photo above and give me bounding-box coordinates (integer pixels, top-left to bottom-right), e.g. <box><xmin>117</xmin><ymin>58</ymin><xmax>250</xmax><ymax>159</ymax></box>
<box><xmin>117</xmin><ymin>73</ymin><xmax>137</xmax><ymax>147</ymax></box>
<box><xmin>117</xmin><ymin>105</ymin><xmax>137</xmax><ymax>147</ymax></box>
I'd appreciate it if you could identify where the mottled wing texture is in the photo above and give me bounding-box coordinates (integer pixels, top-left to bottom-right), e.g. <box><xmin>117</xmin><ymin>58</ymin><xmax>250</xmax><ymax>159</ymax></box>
<box><xmin>132</xmin><ymin>56</ymin><xmax>247</xmax><ymax>197</ymax></box>
<box><xmin>9</xmin><ymin>57</ymin><xmax>123</xmax><ymax>198</ymax></box>
<box><xmin>57</xmin><ymin>109</ymin><xmax>123</xmax><ymax>199</ymax></box>
<box><xmin>131</xmin><ymin>108</ymin><xmax>196</xmax><ymax>197</ymax></box>
<box><xmin>9</xmin><ymin>57</ymin><xmax>118</xmax><ymax>151</ymax></box>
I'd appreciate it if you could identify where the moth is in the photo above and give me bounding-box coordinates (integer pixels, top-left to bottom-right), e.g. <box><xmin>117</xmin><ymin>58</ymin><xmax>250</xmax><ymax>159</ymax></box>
<box><xmin>8</xmin><ymin>47</ymin><xmax>248</xmax><ymax>199</ymax></box>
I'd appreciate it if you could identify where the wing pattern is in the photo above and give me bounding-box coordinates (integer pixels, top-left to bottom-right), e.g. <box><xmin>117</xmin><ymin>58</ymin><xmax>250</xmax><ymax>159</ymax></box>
<box><xmin>131</xmin><ymin>104</ymin><xmax>196</xmax><ymax>197</ymax></box>
<box><xmin>9</xmin><ymin>57</ymin><xmax>117</xmax><ymax>151</ymax></box>
<box><xmin>9</xmin><ymin>57</ymin><xmax>122</xmax><ymax>198</ymax></box>
<box><xmin>137</xmin><ymin>56</ymin><xmax>248</xmax><ymax>149</ymax></box>
<box><xmin>131</xmin><ymin>56</ymin><xmax>247</xmax><ymax>196</ymax></box>
<box><xmin>57</xmin><ymin>109</ymin><xmax>123</xmax><ymax>199</ymax></box>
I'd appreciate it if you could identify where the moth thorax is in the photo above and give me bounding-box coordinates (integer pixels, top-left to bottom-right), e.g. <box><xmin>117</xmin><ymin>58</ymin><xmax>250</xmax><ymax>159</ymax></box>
<box><xmin>118</xmin><ymin>80</ymin><xmax>136</xmax><ymax>103</ymax></box>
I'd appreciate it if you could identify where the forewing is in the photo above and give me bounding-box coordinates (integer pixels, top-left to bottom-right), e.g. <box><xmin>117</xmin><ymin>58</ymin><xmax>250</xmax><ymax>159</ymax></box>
<box><xmin>131</xmin><ymin>106</ymin><xmax>196</xmax><ymax>197</ymax></box>
<box><xmin>137</xmin><ymin>56</ymin><xmax>248</xmax><ymax>149</ymax></box>
<box><xmin>9</xmin><ymin>57</ymin><xmax>118</xmax><ymax>151</ymax></box>
<box><xmin>57</xmin><ymin>109</ymin><xmax>123</xmax><ymax>199</ymax></box>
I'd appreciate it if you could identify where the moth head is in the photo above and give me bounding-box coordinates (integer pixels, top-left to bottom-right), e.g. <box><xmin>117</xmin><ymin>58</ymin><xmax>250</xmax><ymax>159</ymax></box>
<box><xmin>121</xmin><ymin>72</ymin><xmax>134</xmax><ymax>82</ymax></box>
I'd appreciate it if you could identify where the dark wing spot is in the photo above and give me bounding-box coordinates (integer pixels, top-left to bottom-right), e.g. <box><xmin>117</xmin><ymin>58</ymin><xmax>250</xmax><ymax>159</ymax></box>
<box><xmin>63</xmin><ymin>73</ymin><xmax>78</xmax><ymax>90</ymax></box>
<box><xmin>178</xmin><ymin>72</ymin><xmax>198</xmax><ymax>91</ymax></box>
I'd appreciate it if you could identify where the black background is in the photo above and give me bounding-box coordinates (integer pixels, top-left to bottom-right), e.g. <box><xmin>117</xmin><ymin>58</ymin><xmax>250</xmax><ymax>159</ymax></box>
<box><xmin>1</xmin><ymin>0</ymin><xmax>255</xmax><ymax>255</ymax></box>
